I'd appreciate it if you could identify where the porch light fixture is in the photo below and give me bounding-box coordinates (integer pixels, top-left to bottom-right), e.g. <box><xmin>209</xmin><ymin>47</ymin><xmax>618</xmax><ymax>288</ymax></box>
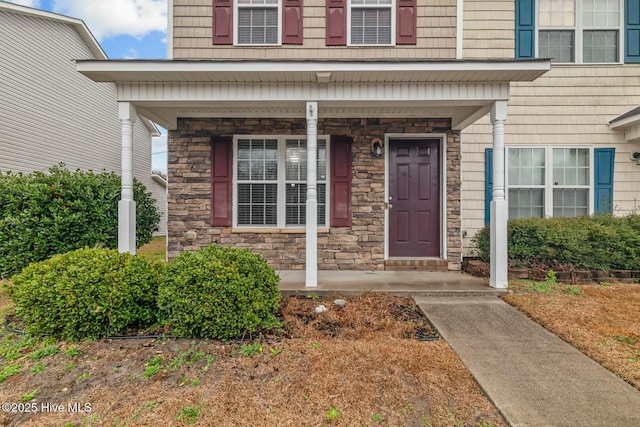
<box><xmin>371</xmin><ymin>138</ymin><xmax>384</xmax><ymax>157</ymax></box>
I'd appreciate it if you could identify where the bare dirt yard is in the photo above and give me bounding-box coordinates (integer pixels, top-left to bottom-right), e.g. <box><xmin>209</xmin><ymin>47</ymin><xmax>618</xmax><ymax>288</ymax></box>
<box><xmin>504</xmin><ymin>281</ymin><xmax>640</xmax><ymax>390</ymax></box>
<box><xmin>0</xmin><ymin>292</ymin><xmax>505</xmax><ymax>427</ymax></box>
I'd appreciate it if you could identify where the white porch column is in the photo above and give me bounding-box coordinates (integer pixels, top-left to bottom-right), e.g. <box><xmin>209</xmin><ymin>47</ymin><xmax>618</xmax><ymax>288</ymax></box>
<box><xmin>305</xmin><ymin>101</ymin><xmax>318</xmax><ymax>287</ymax></box>
<box><xmin>118</xmin><ymin>102</ymin><xmax>137</xmax><ymax>254</ymax></box>
<box><xmin>490</xmin><ymin>101</ymin><xmax>508</xmax><ymax>288</ymax></box>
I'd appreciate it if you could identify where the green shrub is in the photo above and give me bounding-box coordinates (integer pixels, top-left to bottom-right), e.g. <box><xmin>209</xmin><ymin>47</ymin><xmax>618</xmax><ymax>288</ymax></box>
<box><xmin>6</xmin><ymin>248</ymin><xmax>164</xmax><ymax>341</ymax></box>
<box><xmin>473</xmin><ymin>214</ymin><xmax>640</xmax><ymax>271</ymax></box>
<box><xmin>0</xmin><ymin>165</ymin><xmax>160</xmax><ymax>278</ymax></box>
<box><xmin>158</xmin><ymin>244</ymin><xmax>281</xmax><ymax>339</ymax></box>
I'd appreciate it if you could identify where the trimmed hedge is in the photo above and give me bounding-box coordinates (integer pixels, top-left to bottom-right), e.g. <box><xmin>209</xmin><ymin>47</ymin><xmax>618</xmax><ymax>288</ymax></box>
<box><xmin>473</xmin><ymin>214</ymin><xmax>640</xmax><ymax>271</ymax></box>
<box><xmin>158</xmin><ymin>244</ymin><xmax>281</xmax><ymax>340</ymax></box>
<box><xmin>0</xmin><ymin>165</ymin><xmax>160</xmax><ymax>278</ymax></box>
<box><xmin>6</xmin><ymin>248</ymin><xmax>164</xmax><ymax>341</ymax></box>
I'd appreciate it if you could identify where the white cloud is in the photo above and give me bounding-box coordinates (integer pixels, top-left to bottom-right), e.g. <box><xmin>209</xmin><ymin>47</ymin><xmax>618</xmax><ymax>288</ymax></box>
<box><xmin>52</xmin><ymin>0</ymin><xmax>167</xmax><ymax>41</ymax></box>
<box><xmin>123</xmin><ymin>48</ymin><xmax>139</xmax><ymax>59</ymax></box>
<box><xmin>5</xmin><ymin>0</ymin><xmax>41</xmax><ymax>7</ymax></box>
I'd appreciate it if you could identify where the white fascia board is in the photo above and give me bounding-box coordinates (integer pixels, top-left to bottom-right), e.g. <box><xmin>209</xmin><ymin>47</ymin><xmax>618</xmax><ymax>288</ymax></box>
<box><xmin>140</xmin><ymin>117</ymin><xmax>162</xmax><ymax>137</ymax></box>
<box><xmin>609</xmin><ymin>114</ymin><xmax>640</xmax><ymax>130</ymax></box>
<box><xmin>77</xmin><ymin>59</ymin><xmax>551</xmax><ymax>75</ymax></box>
<box><xmin>1</xmin><ymin>2</ymin><xmax>107</xmax><ymax>59</ymax></box>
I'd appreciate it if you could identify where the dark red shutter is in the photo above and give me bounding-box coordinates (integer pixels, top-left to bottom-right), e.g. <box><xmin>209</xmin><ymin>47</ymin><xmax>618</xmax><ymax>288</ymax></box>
<box><xmin>211</xmin><ymin>137</ymin><xmax>233</xmax><ymax>226</ymax></box>
<box><xmin>330</xmin><ymin>136</ymin><xmax>352</xmax><ymax>227</ymax></box>
<box><xmin>212</xmin><ymin>0</ymin><xmax>233</xmax><ymax>45</ymax></box>
<box><xmin>326</xmin><ymin>0</ymin><xmax>347</xmax><ymax>46</ymax></box>
<box><xmin>396</xmin><ymin>0</ymin><xmax>416</xmax><ymax>45</ymax></box>
<box><xmin>282</xmin><ymin>0</ymin><xmax>303</xmax><ymax>44</ymax></box>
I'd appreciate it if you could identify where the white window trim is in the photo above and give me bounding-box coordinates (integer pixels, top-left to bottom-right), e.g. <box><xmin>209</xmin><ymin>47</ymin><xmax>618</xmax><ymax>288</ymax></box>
<box><xmin>505</xmin><ymin>145</ymin><xmax>595</xmax><ymax>218</ymax></box>
<box><xmin>535</xmin><ymin>0</ymin><xmax>624</xmax><ymax>64</ymax></box>
<box><xmin>234</xmin><ymin>0</ymin><xmax>282</xmax><ymax>46</ymax></box>
<box><xmin>347</xmin><ymin>0</ymin><xmax>396</xmax><ymax>47</ymax></box>
<box><xmin>232</xmin><ymin>135</ymin><xmax>330</xmax><ymax>228</ymax></box>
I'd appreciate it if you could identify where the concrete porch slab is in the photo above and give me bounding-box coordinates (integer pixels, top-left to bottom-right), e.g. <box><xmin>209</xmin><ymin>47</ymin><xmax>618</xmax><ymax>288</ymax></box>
<box><xmin>277</xmin><ymin>270</ymin><xmax>505</xmax><ymax>297</ymax></box>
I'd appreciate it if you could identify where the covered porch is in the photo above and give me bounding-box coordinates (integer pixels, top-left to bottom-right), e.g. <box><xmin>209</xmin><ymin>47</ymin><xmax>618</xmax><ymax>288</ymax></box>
<box><xmin>76</xmin><ymin>59</ymin><xmax>550</xmax><ymax>289</ymax></box>
<box><xmin>278</xmin><ymin>270</ymin><xmax>505</xmax><ymax>297</ymax></box>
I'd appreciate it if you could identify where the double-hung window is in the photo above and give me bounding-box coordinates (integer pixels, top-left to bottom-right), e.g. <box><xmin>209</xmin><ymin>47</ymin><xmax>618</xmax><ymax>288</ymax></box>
<box><xmin>236</xmin><ymin>0</ymin><xmax>281</xmax><ymax>45</ymax></box>
<box><xmin>235</xmin><ymin>136</ymin><xmax>328</xmax><ymax>227</ymax></box>
<box><xmin>507</xmin><ymin>147</ymin><xmax>592</xmax><ymax>218</ymax></box>
<box><xmin>537</xmin><ymin>0</ymin><xmax>621</xmax><ymax>62</ymax></box>
<box><xmin>349</xmin><ymin>0</ymin><xmax>394</xmax><ymax>45</ymax></box>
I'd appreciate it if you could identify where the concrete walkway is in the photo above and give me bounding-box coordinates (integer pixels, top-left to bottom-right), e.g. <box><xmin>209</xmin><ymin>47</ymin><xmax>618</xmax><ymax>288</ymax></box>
<box><xmin>416</xmin><ymin>297</ymin><xmax>640</xmax><ymax>427</ymax></box>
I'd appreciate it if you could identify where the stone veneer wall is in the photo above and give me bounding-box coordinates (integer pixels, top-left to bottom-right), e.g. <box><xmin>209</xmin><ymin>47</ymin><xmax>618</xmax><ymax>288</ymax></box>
<box><xmin>167</xmin><ymin>118</ymin><xmax>462</xmax><ymax>271</ymax></box>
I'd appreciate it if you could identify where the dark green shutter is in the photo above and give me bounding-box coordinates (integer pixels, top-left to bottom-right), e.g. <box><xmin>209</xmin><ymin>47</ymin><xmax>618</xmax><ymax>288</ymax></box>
<box><xmin>626</xmin><ymin>0</ymin><xmax>640</xmax><ymax>62</ymax></box>
<box><xmin>485</xmin><ymin>148</ymin><xmax>493</xmax><ymax>225</ymax></box>
<box><xmin>594</xmin><ymin>148</ymin><xmax>615</xmax><ymax>213</ymax></box>
<box><xmin>516</xmin><ymin>0</ymin><xmax>536</xmax><ymax>59</ymax></box>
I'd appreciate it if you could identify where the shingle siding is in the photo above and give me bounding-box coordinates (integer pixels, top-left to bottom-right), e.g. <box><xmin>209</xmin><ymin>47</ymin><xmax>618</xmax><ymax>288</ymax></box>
<box><xmin>172</xmin><ymin>0</ymin><xmax>457</xmax><ymax>60</ymax></box>
<box><xmin>463</xmin><ymin>0</ymin><xmax>514</xmax><ymax>59</ymax></box>
<box><xmin>462</xmin><ymin>66</ymin><xmax>640</xmax><ymax>255</ymax></box>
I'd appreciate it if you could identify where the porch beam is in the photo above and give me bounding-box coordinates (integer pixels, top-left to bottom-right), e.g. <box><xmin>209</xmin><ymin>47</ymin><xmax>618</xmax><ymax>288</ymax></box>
<box><xmin>118</xmin><ymin>102</ymin><xmax>137</xmax><ymax>254</ymax></box>
<box><xmin>490</xmin><ymin>101</ymin><xmax>508</xmax><ymax>288</ymax></box>
<box><xmin>305</xmin><ymin>101</ymin><xmax>319</xmax><ymax>287</ymax></box>
<box><xmin>116</xmin><ymin>82</ymin><xmax>511</xmax><ymax>103</ymax></box>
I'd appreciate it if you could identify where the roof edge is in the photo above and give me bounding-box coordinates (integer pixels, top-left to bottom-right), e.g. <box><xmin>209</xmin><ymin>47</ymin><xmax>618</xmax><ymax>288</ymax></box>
<box><xmin>0</xmin><ymin>1</ymin><xmax>107</xmax><ymax>59</ymax></box>
<box><xmin>609</xmin><ymin>106</ymin><xmax>640</xmax><ymax>130</ymax></box>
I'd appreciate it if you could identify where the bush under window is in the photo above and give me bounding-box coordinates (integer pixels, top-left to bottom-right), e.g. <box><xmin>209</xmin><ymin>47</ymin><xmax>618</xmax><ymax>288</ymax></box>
<box><xmin>473</xmin><ymin>214</ymin><xmax>640</xmax><ymax>271</ymax></box>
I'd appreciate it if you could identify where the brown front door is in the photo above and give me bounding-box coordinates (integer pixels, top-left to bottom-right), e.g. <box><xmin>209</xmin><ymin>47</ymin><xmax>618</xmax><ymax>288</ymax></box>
<box><xmin>388</xmin><ymin>138</ymin><xmax>440</xmax><ymax>257</ymax></box>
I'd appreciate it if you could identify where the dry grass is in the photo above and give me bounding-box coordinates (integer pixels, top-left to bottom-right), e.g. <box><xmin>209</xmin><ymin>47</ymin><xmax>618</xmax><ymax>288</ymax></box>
<box><xmin>137</xmin><ymin>237</ymin><xmax>167</xmax><ymax>263</ymax></box>
<box><xmin>0</xmin><ymin>293</ymin><xmax>505</xmax><ymax>427</ymax></box>
<box><xmin>504</xmin><ymin>282</ymin><xmax>640</xmax><ymax>390</ymax></box>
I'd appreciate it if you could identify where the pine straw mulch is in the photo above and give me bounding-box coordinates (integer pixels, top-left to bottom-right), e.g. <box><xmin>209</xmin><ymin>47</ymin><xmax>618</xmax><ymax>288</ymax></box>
<box><xmin>503</xmin><ymin>283</ymin><xmax>640</xmax><ymax>390</ymax></box>
<box><xmin>0</xmin><ymin>293</ymin><xmax>506</xmax><ymax>427</ymax></box>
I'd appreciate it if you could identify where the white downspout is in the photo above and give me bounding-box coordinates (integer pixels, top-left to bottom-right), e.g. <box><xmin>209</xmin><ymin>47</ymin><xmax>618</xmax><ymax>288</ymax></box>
<box><xmin>456</xmin><ymin>0</ymin><xmax>464</xmax><ymax>59</ymax></box>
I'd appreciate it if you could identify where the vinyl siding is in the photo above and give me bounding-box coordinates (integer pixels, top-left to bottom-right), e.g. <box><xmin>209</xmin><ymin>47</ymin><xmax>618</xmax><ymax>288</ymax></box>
<box><xmin>172</xmin><ymin>0</ymin><xmax>457</xmax><ymax>60</ymax></box>
<box><xmin>0</xmin><ymin>10</ymin><xmax>167</xmax><ymax>237</ymax></box>
<box><xmin>463</xmin><ymin>0</ymin><xmax>514</xmax><ymax>59</ymax></box>
<box><xmin>461</xmin><ymin>65</ymin><xmax>640</xmax><ymax>255</ymax></box>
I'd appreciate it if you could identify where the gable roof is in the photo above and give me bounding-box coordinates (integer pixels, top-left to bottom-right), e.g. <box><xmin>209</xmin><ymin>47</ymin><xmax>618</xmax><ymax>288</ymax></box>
<box><xmin>0</xmin><ymin>0</ymin><xmax>106</xmax><ymax>59</ymax></box>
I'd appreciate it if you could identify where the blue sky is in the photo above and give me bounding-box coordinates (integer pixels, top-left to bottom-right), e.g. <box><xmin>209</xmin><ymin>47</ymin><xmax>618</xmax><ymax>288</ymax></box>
<box><xmin>7</xmin><ymin>0</ymin><xmax>169</xmax><ymax>171</ymax></box>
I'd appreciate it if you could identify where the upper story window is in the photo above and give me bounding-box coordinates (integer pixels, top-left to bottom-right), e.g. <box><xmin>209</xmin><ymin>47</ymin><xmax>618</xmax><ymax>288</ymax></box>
<box><xmin>515</xmin><ymin>0</ymin><xmax>640</xmax><ymax>63</ymax></box>
<box><xmin>326</xmin><ymin>0</ymin><xmax>416</xmax><ymax>46</ymax></box>
<box><xmin>538</xmin><ymin>0</ymin><xmax>620</xmax><ymax>63</ymax></box>
<box><xmin>236</xmin><ymin>0</ymin><xmax>281</xmax><ymax>45</ymax></box>
<box><xmin>213</xmin><ymin>0</ymin><xmax>302</xmax><ymax>46</ymax></box>
<box><xmin>349</xmin><ymin>0</ymin><xmax>394</xmax><ymax>45</ymax></box>
<box><xmin>214</xmin><ymin>0</ymin><xmax>416</xmax><ymax>47</ymax></box>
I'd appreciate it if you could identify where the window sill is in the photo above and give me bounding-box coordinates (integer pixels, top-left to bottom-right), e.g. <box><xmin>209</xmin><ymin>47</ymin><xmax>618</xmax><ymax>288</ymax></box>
<box><xmin>549</xmin><ymin>62</ymin><xmax>623</xmax><ymax>66</ymax></box>
<box><xmin>233</xmin><ymin>44</ymin><xmax>282</xmax><ymax>47</ymax></box>
<box><xmin>232</xmin><ymin>228</ymin><xmax>330</xmax><ymax>234</ymax></box>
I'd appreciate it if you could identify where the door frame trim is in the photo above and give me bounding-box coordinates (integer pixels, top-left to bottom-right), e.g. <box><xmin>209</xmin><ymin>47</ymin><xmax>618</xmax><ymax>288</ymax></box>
<box><xmin>384</xmin><ymin>133</ymin><xmax>448</xmax><ymax>261</ymax></box>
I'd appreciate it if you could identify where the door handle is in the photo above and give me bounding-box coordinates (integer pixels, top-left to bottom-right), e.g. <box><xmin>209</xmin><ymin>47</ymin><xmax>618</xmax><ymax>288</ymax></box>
<box><xmin>385</xmin><ymin>202</ymin><xmax>393</xmax><ymax>209</ymax></box>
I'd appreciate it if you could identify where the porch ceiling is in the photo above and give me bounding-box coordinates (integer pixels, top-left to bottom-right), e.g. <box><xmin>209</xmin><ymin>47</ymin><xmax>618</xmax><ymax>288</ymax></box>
<box><xmin>76</xmin><ymin>59</ymin><xmax>550</xmax><ymax>130</ymax></box>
